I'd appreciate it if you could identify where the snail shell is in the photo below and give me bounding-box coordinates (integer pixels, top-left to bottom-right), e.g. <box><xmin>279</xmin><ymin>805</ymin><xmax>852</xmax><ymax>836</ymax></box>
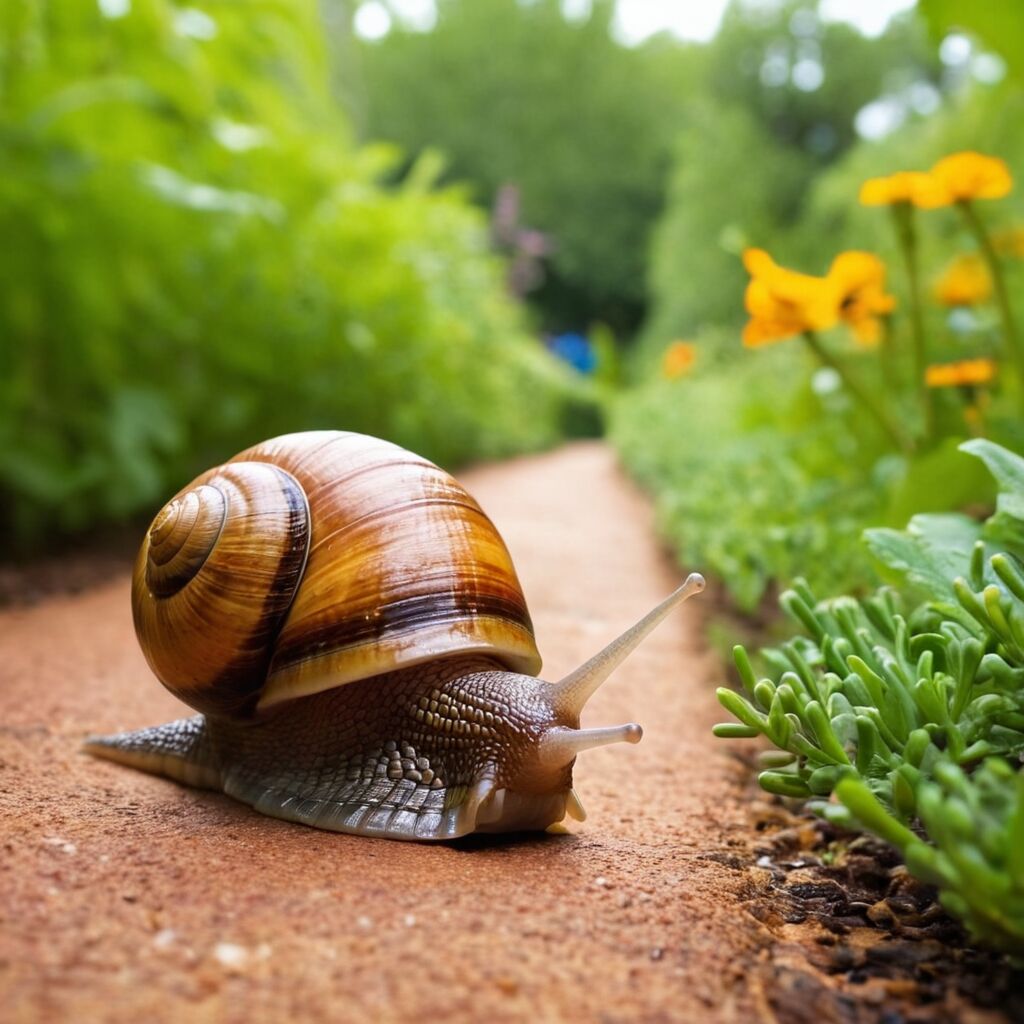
<box><xmin>132</xmin><ymin>431</ymin><xmax>541</xmax><ymax>718</ymax></box>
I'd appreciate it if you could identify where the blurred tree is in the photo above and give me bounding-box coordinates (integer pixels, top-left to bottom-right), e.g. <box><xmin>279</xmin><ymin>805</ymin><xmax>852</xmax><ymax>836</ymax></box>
<box><xmin>635</xmin><ymin>0</ymin><xmax>943</xmax><ymax>370</ymax></box>
<box><xmin>919</xmin><ymin>0</ymin><xmax>1024</xmax><ymax>82</ymax></box>
<box><xmin>352</xmin><ymin>0</ymin><xmax>697</xmax><ymax>334</ymax></box>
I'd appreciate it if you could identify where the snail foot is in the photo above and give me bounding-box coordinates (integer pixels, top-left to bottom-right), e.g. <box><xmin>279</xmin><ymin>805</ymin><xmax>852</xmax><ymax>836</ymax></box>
<box><xmin>83</xmin><ymin>716</ymin><xmax>220</xmax><ymax>790</ymax></box>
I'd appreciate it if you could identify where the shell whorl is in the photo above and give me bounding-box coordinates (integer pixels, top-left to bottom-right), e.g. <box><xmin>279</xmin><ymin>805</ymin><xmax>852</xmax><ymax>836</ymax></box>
<box><xmin>132</xmin><ymin>463</ymin><xmax>311</xmax><ymax>717</ymax></box>
<box><xmin>144</xmin><ymin>485</ymin><xmax>227</xmax><ymax>597</ymax></box>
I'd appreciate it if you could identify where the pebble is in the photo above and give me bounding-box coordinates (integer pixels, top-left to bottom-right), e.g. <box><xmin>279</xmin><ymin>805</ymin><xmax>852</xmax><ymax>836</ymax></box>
<box><xmin>213</xmin><ymin>943</ymin><xmax>250</xmax><ymax>970</ymax></box>
<box><xmin>42</xmin><ymin>836</ymin><xmax>77</xmax><ymax>855</ymax></box>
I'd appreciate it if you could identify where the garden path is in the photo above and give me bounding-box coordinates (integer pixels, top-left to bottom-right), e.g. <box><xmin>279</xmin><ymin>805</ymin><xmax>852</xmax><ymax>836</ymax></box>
<box><xmin>1</xmin><ymin>442</ymin><xmax>774</xmax><ymax>1022</ymax></box>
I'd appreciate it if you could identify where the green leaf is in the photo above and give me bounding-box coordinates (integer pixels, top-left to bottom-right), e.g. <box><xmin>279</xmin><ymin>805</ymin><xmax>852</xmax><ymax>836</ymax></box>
<box><xmin>835</xmin><ymin>777</ymin><xmax>918</xmax><ymax>849</ymax></box>
<box><xmin>865</xmin><ymin>514</ymin><xmax>982</xmax><ymax>600</ymax></box>
<box><xmin>961</xmin><ymin>439</ymin><xmax>1024</xmax><ymax>515</ymax></box>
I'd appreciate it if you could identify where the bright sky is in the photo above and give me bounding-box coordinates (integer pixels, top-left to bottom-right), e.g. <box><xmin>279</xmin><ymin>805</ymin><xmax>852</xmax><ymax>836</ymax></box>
<box><xmin>614</xmin><ymin>0</ymin><xmax>917</xmax><ymax>43</ymax></box>
<box><xmin>354</xmin><ymin>0</ymin><xmax>920</xmax><ymax>44</ymax></box>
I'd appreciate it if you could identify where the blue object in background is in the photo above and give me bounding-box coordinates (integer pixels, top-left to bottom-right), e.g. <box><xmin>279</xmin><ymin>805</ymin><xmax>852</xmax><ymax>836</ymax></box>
<box><xmin>549</xmin><ymin>332</ymin><xmax>597</xmax><ymax>374</ymax></box>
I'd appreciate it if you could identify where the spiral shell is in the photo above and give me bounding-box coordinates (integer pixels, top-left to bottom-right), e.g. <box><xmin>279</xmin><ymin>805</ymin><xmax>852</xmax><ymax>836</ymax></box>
<box><xmin>132</xmin><ymin>432</ymin><xmax>541</xmax><ymax>717</ymax></box>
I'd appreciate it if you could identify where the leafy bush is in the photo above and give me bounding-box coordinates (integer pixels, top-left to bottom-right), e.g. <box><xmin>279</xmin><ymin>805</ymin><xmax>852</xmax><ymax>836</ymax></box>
<box><xmin>714</xmin><ymin>439</ymin><xmax>1024</xmax><ymax>953</ymax></box>
<box><xmin>611</xmin><ymin>347</ymin><xmax>903</xmax><ymax>610</ymax></box>
<box><xmin>0</xmin><ymin>0</ymin><xmax>589</xmax><ymax>550</ymax></box>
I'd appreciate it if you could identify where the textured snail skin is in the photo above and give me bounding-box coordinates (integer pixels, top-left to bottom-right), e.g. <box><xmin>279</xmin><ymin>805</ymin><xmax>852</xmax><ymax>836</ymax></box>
<box><xmin>86</xmin><ymin>658</ymin><xmax>578</xmax><ymax>841</ymax></box>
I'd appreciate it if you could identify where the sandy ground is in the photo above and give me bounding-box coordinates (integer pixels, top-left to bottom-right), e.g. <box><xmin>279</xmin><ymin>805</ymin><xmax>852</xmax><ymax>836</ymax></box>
<box><xmin>0</xmin><ymin>442</ymin><xmax>777</xmax><ymax>1022</ymax></box>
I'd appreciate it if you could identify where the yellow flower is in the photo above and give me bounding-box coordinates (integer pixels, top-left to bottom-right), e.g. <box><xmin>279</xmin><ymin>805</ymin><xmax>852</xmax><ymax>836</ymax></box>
<box><xmin>827</xmin><ymin>251</ymin><xmax>896</xmax><ymax>346</ymax></box>
<box><xmin>662</xmin><ymin>341</ymin><xmax>697</xmax><ymax>379</ymax></box>
<box><xmin>925</xmin><ymin>358</ymin><xmax>998</xmax><ymax>388</ymax></box>
<box><xmin>742</xmin><ymin>248</ymin><xmax>838</xmax><ymax>347</ymax></box>
<box><xmin>933</xmin><ymin>253</ymin><xmax>993</xmax><ymax>307</ymax></box>
<box><xmin>917</xmin><ymin>151</ymin><xmax>1013</xmax><ymax>208</ymax></box>
<box><xmin>742</xmin><ymin>249</ymin><xmax>894</xmax><ymax>347</ymax></box>
<box><xmin>859</xmin><ymin>171</ymin><xmax>945</xmax><ymax>208</ymax></box>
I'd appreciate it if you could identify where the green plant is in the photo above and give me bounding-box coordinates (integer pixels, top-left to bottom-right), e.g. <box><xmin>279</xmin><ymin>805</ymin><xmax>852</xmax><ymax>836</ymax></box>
<box><xmin>0</xmin><ymin>0</ymin><xmax>590</xmax><ymax>552</ymax></box>
<box><xmin>611</xmin><ymin>348</ymin><xmax>895</xmax><ymax>611</ymax></box>
<box><xmin>714</xmin><ymin>439</ymin><xmax>1024</xmax><ymax>953</ymax></box>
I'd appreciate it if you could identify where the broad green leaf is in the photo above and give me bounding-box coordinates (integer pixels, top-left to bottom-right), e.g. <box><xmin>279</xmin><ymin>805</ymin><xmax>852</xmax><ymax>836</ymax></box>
<box><xmin>865</xmin><ymin>513</ymin><xmax>981</xmax><ymax>599</ymax></box>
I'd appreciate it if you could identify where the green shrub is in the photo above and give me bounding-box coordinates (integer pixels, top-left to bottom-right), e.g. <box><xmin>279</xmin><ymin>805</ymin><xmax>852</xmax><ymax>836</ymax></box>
<box><xmin>611</xmin><ymin>347</ymin><xmax>895</xmax><ymax>610</ymax></box>
<box><xmin>715</xmin><ymin>439</ymin><xmax>1024</xmax><ymax>954</ymax></box>
<box><xmin>0</xmin><ymin>0</ymin><xmax>588</xmax><ymax>550</ymax></box>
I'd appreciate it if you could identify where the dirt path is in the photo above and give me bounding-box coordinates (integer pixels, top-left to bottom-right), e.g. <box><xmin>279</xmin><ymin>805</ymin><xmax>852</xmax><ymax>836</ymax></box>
<box><xmin>2</xmin><ymin>443</ymin><xmax>785</xmax><ymax>1021</ymax></box>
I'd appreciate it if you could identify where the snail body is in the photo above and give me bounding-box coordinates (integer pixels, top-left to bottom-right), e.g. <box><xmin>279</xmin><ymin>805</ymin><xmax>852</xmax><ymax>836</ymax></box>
<box><xmin>87</xmin><ymin>432</ymin><xmax>704</xmax><ymax>840</ymax></box>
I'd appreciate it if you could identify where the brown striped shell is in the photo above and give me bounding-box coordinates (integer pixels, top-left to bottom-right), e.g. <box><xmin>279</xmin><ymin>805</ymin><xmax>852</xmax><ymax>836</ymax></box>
<box><xmin>131</xmin><ymin>432</ymin><xmax>541</xmax><ymax>718</ymax></box>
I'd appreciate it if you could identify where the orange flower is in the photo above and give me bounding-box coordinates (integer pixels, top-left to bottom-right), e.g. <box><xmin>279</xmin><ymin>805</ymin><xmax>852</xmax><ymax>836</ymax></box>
<box><xmin>859</xmin><ymin>171</ymin><xmax>945</xmax><ymax>208</ymax></box>
<box><xmin>925</xmin><ymin>358</ymin><xmax>997</xmax><ymax>388</ymax></box>
<box><xmin>827</xmin><ymin>251</ymin><xmax>896</xmax><ymax>346</ymax></box>
<box><xmin>933</xmin><ymin>253</ymin><xmax>992</xmax><ymax>307</ymax></box>
<box><xmin>742</xmin><ymin>248</ymin><xmax>838</xmax><ymax>346</ymax></box>
<box><xmin>662</xmin><ymin>341</ymin><xmax>697</xmax><ymax>379</ymax></box>
<box><xmin>917</xmin><ymin>151</ymin><xmax>1013</xmax><ymax>208</ymax></box>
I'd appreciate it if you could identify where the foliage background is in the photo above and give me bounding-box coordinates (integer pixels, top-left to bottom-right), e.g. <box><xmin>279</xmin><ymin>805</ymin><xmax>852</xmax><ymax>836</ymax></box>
<box><xmin>8</xmin><ymin>0</ymin><xmax>1024</xmax><ymax>611</ymax></box>
<box><xmin>1</xmin><ymin>0</ymin><xmax>589</xmax><ymax>549</ymax></box>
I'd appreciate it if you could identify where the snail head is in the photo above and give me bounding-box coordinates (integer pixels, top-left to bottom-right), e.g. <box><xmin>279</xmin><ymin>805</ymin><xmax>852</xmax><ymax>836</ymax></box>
<box><xmin>466</xmin><ymin>574</ymin><xmax>706</xmax><ymax>834</ymax></box>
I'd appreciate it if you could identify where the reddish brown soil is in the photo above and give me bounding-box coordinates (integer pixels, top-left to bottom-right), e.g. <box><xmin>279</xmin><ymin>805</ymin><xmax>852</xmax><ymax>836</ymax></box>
<box><xmin>0</xmin><ymin>442</ymin><xmax>1017</xmax><ymax>1023</ymax></box>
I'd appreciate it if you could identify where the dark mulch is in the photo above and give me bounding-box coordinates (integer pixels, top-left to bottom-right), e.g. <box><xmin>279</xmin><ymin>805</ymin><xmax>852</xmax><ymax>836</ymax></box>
<box><xmin>735</xmin><ymin>785</ymin><xmax>1024</xmax><ymax>1024</ymax></box>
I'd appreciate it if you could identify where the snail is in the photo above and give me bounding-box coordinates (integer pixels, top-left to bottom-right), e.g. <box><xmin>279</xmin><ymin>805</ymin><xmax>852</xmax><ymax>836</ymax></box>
<box><xmin>86</xmin><ymin>431</ymin><xmax>704</xmax><ymax>841</ymax></box>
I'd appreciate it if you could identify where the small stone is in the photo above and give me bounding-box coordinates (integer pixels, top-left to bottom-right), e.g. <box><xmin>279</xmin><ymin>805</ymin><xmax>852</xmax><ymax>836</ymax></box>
<box><xmin>650</xmin><ymin>947</ymin><xmax>665</xmax><ymax>962</ymax></box>
<box><xmin>407</xmin><ymin>771</ymin><xmax>423</xmax><ymax>783</ymax></box>
<box><xmin>152</xmin><ymin>929</ymin><xmax>177</xmax><ymax>950</ymax></box>
<box><xmin>594</xmin><ymin>876</ymin><xmax>610</xmax><ymax>888</ymax></box>
<box><xmin>356</xmin><ymin>916</ymin><xmax>373</xmax><ymax>929</ymax></box>
<box><xmin>416</xmin><ymin>757</ymin><xmax>430</xmax><ymax>770</ymax></box>
<box><xmin>401</xmin><ymin>744</ymin><xmax>415</xmax><ymax>759</ymax></box>
<box><xmin>404</xmin><ymin>914</ymin><xmax>416</xmax><ymax>928</ymax></box>
<box><xmin>494</xmin><ymin>975</ymin><xmax>519</xmax><ymax>996</ymax></box>
<box><xmin>213</xmin><ymin>943</ymin><xmax>249</xmax><ymax>971</ymax></box>
<box><xmin>42</xmin><ymin>836</ymin><xmax>77</xmax><ymax>855</ymax></box>
<box><xmin>383</xmin><ymin>741</ymin><xmax>398</xmax><ymax>753</ymax></box>
<box><xmin>421</xmin><ymin>769</ymin><xmax>434</xmax><ymax>784</ymax></box>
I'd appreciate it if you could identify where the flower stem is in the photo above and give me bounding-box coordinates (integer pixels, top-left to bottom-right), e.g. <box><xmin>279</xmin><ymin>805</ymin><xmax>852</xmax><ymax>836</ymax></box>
<box><xmin>802</xmin><ymin>330</ymin><xmax>914</xmax><ymax>453</ymax></box>
<box><xmin>891</xmin><ymin>203</ymin><xmax>933</xmax><ymax>440</ymax></box>
<box><xmin>958</xmin><ymin>199</ymin><xmax>1024</xmax><ymax>395</ymax></box>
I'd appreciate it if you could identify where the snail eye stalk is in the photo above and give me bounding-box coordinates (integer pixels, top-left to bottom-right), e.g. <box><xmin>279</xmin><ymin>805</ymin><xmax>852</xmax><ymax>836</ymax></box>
<box><xmin>537</xmin><ymin>723</ymin><xmax>642</xmax><ymax>768</ymax></box>
<box><xmin>552</xmin><ymin>573</ymin><xmax>705</xmax><ymax>717</ymax></box>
